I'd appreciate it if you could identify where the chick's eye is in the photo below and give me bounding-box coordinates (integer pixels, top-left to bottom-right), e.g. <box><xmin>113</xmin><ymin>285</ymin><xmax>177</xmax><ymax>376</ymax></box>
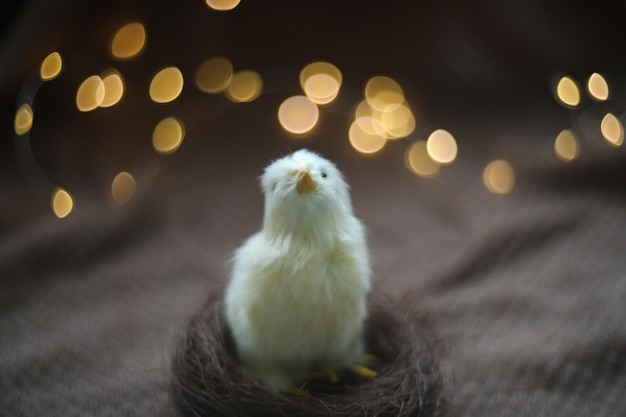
<box><xmin>320</xmin><ymin>171</ymin><xmax>327</xmax><ymax>178</ymax></box>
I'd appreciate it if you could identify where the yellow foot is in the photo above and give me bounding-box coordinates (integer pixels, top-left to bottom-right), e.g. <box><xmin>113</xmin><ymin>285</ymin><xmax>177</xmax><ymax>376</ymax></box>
<box><xmin>350</xmin><ymin>364</ymin><xmax>377</xmax><ymax>379</ymax></box>
<box><xmin>287</xmin><ymin>386</ymin><xmax>311</xmax><ymax>397</ymax></box>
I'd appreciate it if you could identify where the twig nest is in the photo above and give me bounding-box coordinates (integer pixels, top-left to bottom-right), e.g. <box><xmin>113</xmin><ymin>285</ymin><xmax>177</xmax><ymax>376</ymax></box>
<box><xmin>171</xmin><ymin>287</ymin><xmax>443</xmax><ymax>417</ymax></box>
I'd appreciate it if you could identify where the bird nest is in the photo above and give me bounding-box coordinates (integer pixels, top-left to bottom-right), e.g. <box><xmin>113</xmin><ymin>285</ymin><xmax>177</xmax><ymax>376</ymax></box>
<box><xmin>170</xmin><ymin>286</ymin><xmax>443</xmax><ymax>417</ymax></box>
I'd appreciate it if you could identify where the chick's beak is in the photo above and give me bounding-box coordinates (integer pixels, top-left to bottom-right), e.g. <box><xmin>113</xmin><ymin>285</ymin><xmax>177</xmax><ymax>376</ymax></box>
<box><xmin>297</xmin><ymin>170</ymin><xmax>317</xmax><ymax>194</ymax></box>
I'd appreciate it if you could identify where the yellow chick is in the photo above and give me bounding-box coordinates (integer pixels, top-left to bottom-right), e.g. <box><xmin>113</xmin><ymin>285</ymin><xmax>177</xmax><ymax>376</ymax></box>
<box><xmin>224</xmin><ymin>149</ymin><xmax>372</xmax><ymax>393</ymax></box>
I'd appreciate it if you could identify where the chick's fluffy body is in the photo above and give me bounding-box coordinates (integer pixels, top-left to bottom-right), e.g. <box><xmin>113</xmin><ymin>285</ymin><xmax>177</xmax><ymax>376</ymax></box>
<box><xmin>224</xmin><ymin>149</ymin><xmax>371</xmax><ymax>392</ymax></box>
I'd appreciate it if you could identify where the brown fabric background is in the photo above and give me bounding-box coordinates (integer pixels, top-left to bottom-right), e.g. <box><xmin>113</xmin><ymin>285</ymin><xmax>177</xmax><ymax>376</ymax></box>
<box><xmin>2</xmin><ymin>1</ymin><xmax>626</xmax><ymax>416</ymax></box>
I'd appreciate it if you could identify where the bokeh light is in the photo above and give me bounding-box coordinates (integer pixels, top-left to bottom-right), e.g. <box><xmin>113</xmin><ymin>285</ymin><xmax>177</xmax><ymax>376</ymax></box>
<box><xmin>600</xmin><ymin>113</ymin><xmax>624</xmax><ymax>147</ymax></box>
<box><xmin>405</xmin><ymin>140</ymin><xmax>439</xmax><ymax>177</ymax></box>
<box><xmin>224</xmin><ymin>70</ymin><xmax>262</xmax><ymax>102</ymax></box>
<box><xmin>554</xmin><ymin>129</ymin><xmax>579</xmax><ymax>162</ymax></box>
<box><xmin>40</xmin><ymin>52</ymin><xmax>63</xmax><ymax>81</ymax></box>
<box><xmin>380</xmin><ymin>103</ymin><xmax>416</xmax><ymax>139</ymax></box>
<box><xmin>76</xmin><ymin>75</ymin><xmax>105</xmax><ymax>112</ymax></box>
<box><xmin>111</xmin><ymin>172</ymin><xmax>136</xmax><ymax>205</ymax></box>
<box><xmin>426</xmin><ymin>129</ymin><xmax>458</xmax><ymax>164</ymax></box>
<box><xmin>349</xmin><ymin>118</ymin><xmax>386</xmax><ymax>154</ymax></box>
<box><xmin>99</xmin><ymin>70</ymin><xmax>125</xmax><ymax>107</ymax></box>
<box><xmin>587</xmin><ymin>73</ymin><xmax>609</xmax><ymax>101</ymax></box>
<box><xmin>365</xmin><ymin>76</ymin><xmax>404</xmax><ymax>111</ymax></box>
<box><xmin>195</xmin><ymin>56</ymin><xmax>233</xmax><ymax>93</ymax></box>
<box><xmin>205</xmin><ymin>0</ymin><xmax>241</xmax><ymax>11</ymax></box>
<box><xmin>52</xmin><ymin>188</ymin><xmax>74</xmax><ymax>218</ymax></box>
<box><xmin>149</xmin><ymin>67</ymin><xmax>184</xmax><ymax>103</ymax></box>
<box><xmin>153</xmin><ymin>117</ymin><xmax>185</xmax><ymax>154</ymax></box>
<box><xmin>278</xmin><ymin>95</ymin><xmax>319</xmax><ymax>134</ymax></box>
<box><xmin>483</xmin><ymin>159</ymin><xmax>515</xmax><ymax>194</ymax></box>
<box><xmin>14</xmin><ymin>103</ymin><xmax>34</xmax><ymax>136</ymax></box>
<box><xmin>555</xmin><ymin>76</ymin><xmax>580</xmax><ymax>108</ymax></box>
<box><xmin>111</xmin><ymin>22</ymin><xmax>146</xmax><ymax>59</ymax></box>
<box><xmin>300</xmin><ymin>62</ymin><xmax>342</xmax><ymax>105</ymax></box>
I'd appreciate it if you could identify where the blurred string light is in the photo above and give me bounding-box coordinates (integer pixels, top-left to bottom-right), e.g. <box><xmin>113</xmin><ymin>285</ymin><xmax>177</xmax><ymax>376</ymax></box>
<box><xmin>225</xmin><ymin>70</ymin><xmax>263</xmax><ymax>102</ymax></box>
<box><xmin>111</xmin><ymin>22</ymin><xmax>146</xmax><ymax>59</ymax></box>
<box><xmin>426</xmin><ymin>129</ymin><xmax>458</xmax><ymax>164</ymax></box>
<box><xmin>205</xmin><ymin>0</ymin><xmax>241</xmax><ymax>11</ymax></box>
<box><xmin>153</xmin><ymin>117</ymin><xmax>185</xmax><ymax>154</ymax></box>
<box><xmin>586</xmin><ymin>73</ymin><xmax>609</xmax><ymax>101</ymax></box>
<box><xmin>278</xmin><ymin>95</ymin><xmax>319</xmax><ymax>134</ymax></box>
<box><xmin>149</xmin><ymin>66</ymin><xmax>184</xmax><ymax>103</ymax></box>
<box><xmin>600</xmin><ymin>113</ymin><xmax>624</xmax><ymax>146</ymax></box>
<box><xmin>111</xmin><ymin>172</ymin><xmax>136</xmax><ymax>205</ymax></box>
<box><xmin>52</xmin><ymin>188</ymin><xmax>74</xmax><ymax>218</ymax></box>
<box><xmin>195</xmin><ymin>56</ymin><xmax>234</xmax><ymax>93</ymax></box>
<box><xmin>299</xmin><ymin>61</ymin><xmax>342</xmax><ymax>105</ymax></box>
<box><xmin>100</xmin><ymin>70</ymin><xmax>125</xmax><ymax>107</ymax></box>
<box><xmin>404</xmin><ymin>140</ymin><xmax>439</xmax><ymax>177</ymax></box>
<box><xmin>76</xmin><ymin>75</ymin><xmax>105</xmax><ymax>111</ymax></box>
<box><xmin>554</xmin><ymin>129</ymin><xmax>579</xmax><ymax>162</ymax></box>
<box><xmin>483</xmin><ymin>159</ymin><xmax>515</xmax><ymax>195</ymax></box>
<box><xmin>349</xmin><ymin>118</ymin><xmax>386</xmax><ymax>154</ymax></box>
<box><xmin>555</xmin><ymin>76</ymin><xmax>580</xmax><ymax>108</ymax></box>
<box><xmin>14</xmin><ymin>103</ymin><xmax>34</xmax><ymax>136</ymax></box>
<box><xmin>40</xmin><ymin>52</ymin><xmax>63</xmax><ymax>80</ymax></box>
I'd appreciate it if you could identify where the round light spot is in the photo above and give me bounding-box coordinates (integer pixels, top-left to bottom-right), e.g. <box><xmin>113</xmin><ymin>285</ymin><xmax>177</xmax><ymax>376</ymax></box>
<box><xmin>587</xmin><ymin>73</ymin><xmax>609</xmax><ymax>101</ymax></box>
<box><xmin>149</xmin><ymin>67</ymin><xmax>184</xmax><ymax>103</ymax></box>
<box><xmin>153</xmin><ymin>117</ymin><xmax>185</xmax><ymax>154</ymax></box>
<box><xmin>278</xmin><ymin>95</ymin><xmax>319</xmax><ymax>134</ymax></box>
<box><xmin>600</xmin><ymin>113</ymin><xmax>624</xmax><ymax>147</ymax></box>
<box><xmin>195</xmin><ymin>56</ymin><xmax>233</xmax><ymax>93</ymax></box>
<box><xmin>483</xmin><ymin>159</ymin><xmax>515</xmax><ymax>195</ymax></box>
<box><xmin>349</xmin><ymin>117</ymin><xmax>386</xmax><ymax>154</ymax></box>
<box><xmin>224</xmin><ymin>70</ymin><xmax>263</xmax><ymax>102</ymax></box>
<box><xmin>355</xmin><ymin>115</ymin><xmax>386</xmax><ymax>137</ymax></box>
<box><xmin>111</xmin><ymin>172</ymin><xmax>136</xmax><ymax>205</ymax></box>
<box><xmin>99</xmin><ymin>70</ymin><xmax>125</xmax><ymax>107</ymax></box>
<box><xmin>205</xmin><ymin>0</ymin><xmax>241</xmax><ymax>11</ymax></box>
<box><xmin>52</xmin><ymin>188</ymin><xmax>74</xmax><ymax>218</ymax></box>
<box><xmin>365</xmin><ymin>76</ymin><xmax>404</xmax><ymax>111</ymax></box>
<box><xmin>555</xmin><ymin>76</ymin><xmax>580</xmax><ymax>108</ymax></box>
<box><xmin>111</xmin><ymin>22</ymin><xmax>146</xmax><ymax>59</ymax></box>
<box><xmin>14</xmin><ymin>103</ymin><xmax>34</xmax><ymax>136</ymax></box>
<box><xmin>40</xmin><ymin>52</ymin><xmax>63</xmax><ymax>81</ymax></box>
<box><xmin>380</xmin><ymin>103</ymin><xmax>416</xmax><ymax>139</ymax></box>
<box><xmin>76</xmin><ymin>75</ymin><xmax>105</xmax><ymax>112</ymax></box>
<box><xmin>405</xmin><ymin>141</ymin><xmax>439</xmax><ymax>177</ymax></box>
<box><xmin>426</xmin><ymin>129</ymin><xmax>458</xmax><ymax>164</ymax></box>
<box><xmin>554</xmin><ymin>129</ymin><xmax>579</xmax><ymax>162</ymax></box>
<box><xmin>300</xmin><ymin>62</ymin><xmax>342</xmax><ymax>105</ymax></box>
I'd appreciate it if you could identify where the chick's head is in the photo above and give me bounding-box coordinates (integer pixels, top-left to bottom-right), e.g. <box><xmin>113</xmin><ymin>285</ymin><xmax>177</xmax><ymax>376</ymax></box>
<box><xmin>260</xmin><ymin>149</ymin><xmax>353</xmax><ymax>234</ymax></box>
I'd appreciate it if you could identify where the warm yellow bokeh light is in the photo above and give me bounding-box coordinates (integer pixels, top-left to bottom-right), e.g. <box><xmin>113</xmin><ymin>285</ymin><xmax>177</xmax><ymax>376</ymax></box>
<box><xmin>587</xmin><ymin>73</ymin><xmax>609</xmax><ymax>101</ymax></box>
<box><xmin>300</xmin><ymin>62</ymin><xmax>342</xmax><ymax>105</ymax></box>
<box><xmin>100</xmin><ymin>71</ymin><xmax>125</xmax><ymax>107</ymax></box>
<box><xmin>205</xmin><ymin>0</ymin><xmax>241</xmax><ymax>11</ymax></box>
<box><xmin>483</xmin><ymin>159</ymin><xmax>515</xmax><ymax>195</ymax></box>
<box><xmin>365</xmin><ymin>76</ymin><xmax>404</xmax><ymax>111</ymax></box>
<box><xmin>349</xmin><ymin>118</ymin><xmax>386</xmax><ymax>154</ymax></box>
<box><xmin>278</xmin><ymin>95</ymin><xmax>319</xmax><ymax>134</ymax></box>
<box><xmin>149</xmin><ymin>67</ymin><xmax>184</xmax><ymax>103</ymax></box>
<box><xmin>426</xmin><ymin>129</ymin><xmax>458</xmax><ymax>164</ymax></box>
<box><xmin>153</xmin><ymin>117</ymin><xmax>185</xmax><ymax>154</ymax></box>
<box><xmin>52</xmin><ymin>188</ymin><xmax>74</xmax><ymax>218</ymax></box>
<box><xmin>14</xmin><ymin>103</ymin><xmax>34</xmax><ymax>136</ymax></box>
<box><xmin>225</xmin><ymin>70</ymin><xmax>262</xmax><ymax>102</ymax></box>
<box><xmin>554</xmin><ymin>129</ymin><xmax>579</xmax><ymax>162</ymax></box>
<box><xmin>111</xmin><ymin>22</ymin><xmax>146</xmax><ymax>59</ymax></box>
<box><xmin>40</xmin><ymin>52</ymin><xmax>63</xmax><ymax>81</ymax></box>
<box><xmin>195</xmin><ymin>56</ymin><xmax>233</xmax><ymax>93</ymax></box>
<box><xmin>555</xmin><ymin>76</ymin><xmax>580</xmax><ymax>107</ymax></box>
<box><xmin>600</xmin><ymin>113</ymin><xmax>624</xmax><ymax>147</ymax></box>
<box><xmin>355</xmin><ymin>115</ymin><xmax>386</xmax><ymax>137</ymax></box>
<box><xmin>111</xmin><ymin>172</ymin><xmax>136</xmax><ymax>205</ymax></box>
<box><xmin>405</xmin><ymin>140</ymin><xmax>440</xmax><ymax>177</ymax></box>
<box><xmin>76</xmin><ymin>75</ymin><xmax>105</xmax><ymax>112</ymax></box>
<box><xmin>380</xmin><ymin>103</ymin><xmax>416</xmax><ymax>139</ymax></box>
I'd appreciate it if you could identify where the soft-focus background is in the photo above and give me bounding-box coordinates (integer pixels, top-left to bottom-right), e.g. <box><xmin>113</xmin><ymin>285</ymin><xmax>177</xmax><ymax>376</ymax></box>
<box><xmin>2</xmin><ymin>1</ymin><xmax>626</xmax><ymax>416</ymax></box>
